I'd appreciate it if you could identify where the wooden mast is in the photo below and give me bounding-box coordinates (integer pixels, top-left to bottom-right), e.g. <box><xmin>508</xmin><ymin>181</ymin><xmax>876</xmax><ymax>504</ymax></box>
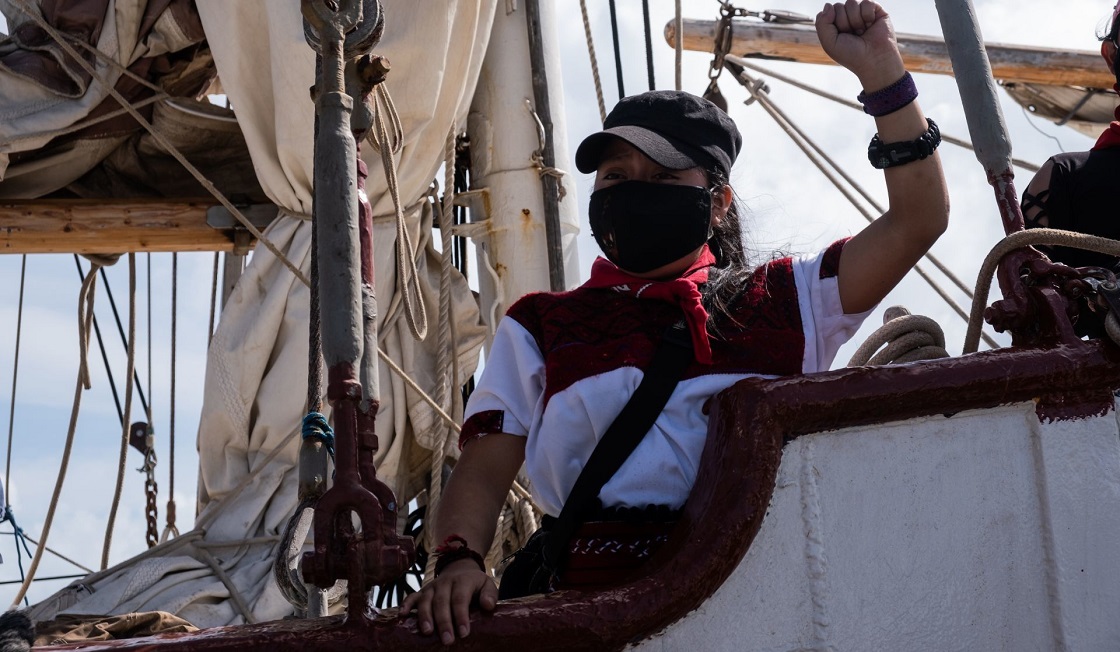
<box><xmin>668</xmin><ymin>20</ymin><xmax>1115</xmax><ymax>89</ymax></box>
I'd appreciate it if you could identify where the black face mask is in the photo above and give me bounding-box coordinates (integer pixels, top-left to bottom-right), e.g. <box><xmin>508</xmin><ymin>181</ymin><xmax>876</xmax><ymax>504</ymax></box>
<box><xmin>588</xmin><ymin>181</ymin><xmax>713</xmax><ymax>274</ymax></box>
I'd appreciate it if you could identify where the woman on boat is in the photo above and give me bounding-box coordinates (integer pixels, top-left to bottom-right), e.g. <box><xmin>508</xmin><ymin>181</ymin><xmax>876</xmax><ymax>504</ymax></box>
<box><xmin>402</xmin><ymin>0</ymin><xmax>948</xmax><ymax>644</ymax></box>
<box><xmin>1019</xmin><ymin>0</ymin><xmax>1120</xmax><ymax>337</ymax></box>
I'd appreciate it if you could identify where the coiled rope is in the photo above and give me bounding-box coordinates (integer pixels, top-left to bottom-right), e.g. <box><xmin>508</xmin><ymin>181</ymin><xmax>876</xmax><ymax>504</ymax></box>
<box><xmin>848</xmin><ymin>306</ymin><xmax>949</xmax><ymax>366</ymax></box>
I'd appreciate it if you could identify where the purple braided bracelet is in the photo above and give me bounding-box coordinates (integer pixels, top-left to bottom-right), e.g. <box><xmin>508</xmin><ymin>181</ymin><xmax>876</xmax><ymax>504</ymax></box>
<box><xmin>857</xmin><ymin>72</ymin><xmax>918</xmax><ymax>117</ymax></box>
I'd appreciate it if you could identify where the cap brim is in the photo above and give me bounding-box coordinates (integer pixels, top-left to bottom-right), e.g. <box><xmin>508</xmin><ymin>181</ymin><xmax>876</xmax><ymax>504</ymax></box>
<box><xmin>575</xmin><ymin>126</ymin><xmax>705</xmax><ymax>173</ymax></box>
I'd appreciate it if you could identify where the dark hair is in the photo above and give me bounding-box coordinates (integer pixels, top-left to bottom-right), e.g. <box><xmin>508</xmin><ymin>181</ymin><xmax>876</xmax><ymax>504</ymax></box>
<box><xmin>1098</xmin><ymin>10</ymin><xmax>1120</xmax><ymax>85</ymax></box>
<box><xmin>700</xmin><ymin>166</ymin><xmax>753</xmax><ymax>337</ymax></box>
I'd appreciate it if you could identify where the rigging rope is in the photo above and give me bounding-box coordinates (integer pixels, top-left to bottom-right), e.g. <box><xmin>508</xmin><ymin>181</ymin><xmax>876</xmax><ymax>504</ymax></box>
<box><xmin>3</xmin><ymin>509</ymin><xmax>36</xmax><ymax>606</ymax></box>
<box><xmin>607</xmin><ymin>0</ymin><xmax>625</xmax><ymax>100</ymax></box>
<box><xmin>74</xmin><ymin>257</ymin><xmax>124</xmax><ymax>422</ymax></box>
<box><xmin>421</xmin><ymin>130</ymin><xmax>462</xmax><ymax>581</ymax></box>
<box><xmin>578</xmin><ymin>0</ymin><xmax>607</xmax><ymax>123</ymax></box>
<box><xmin>371</xmin><ymin>85</ymin><xmax>428</xmax><ymax>341</ymax></box>
<box><xmin>725</xmin><ymin>55</ymin><xmax>1042</xmax><ymax>174</ymax></box>
<box><xmin>7</xmin><ymin>528</ymin><xmax>92</xmax><ymax>574</ymax></box>
<box><xmin>730</xmin><ymin>64</ymin><xmax>980</xmax><ymax>306</ymax></box>
<box><xmin>147</xmin><ymin>254</ymin><xmax>154</xmax><ymax>424</ymax></box>
<box><xmin>674</xmin><ymin>0</ymin><xmax>683</xmax><ymax>91</ymax></box>
<box><xmin>195</xmin><ymin>547</ymin><xmax>258</xmax><ymax>624</ymax></box>
<box><xmin>963</xmin><ymin>229</ymin><xmax>1120</xmax><ymax>354</ymax></box>
<box><xmin>729</xmin><ymin>64</ymin><xmax>1000</xmax><ymax>349</ymax></box>
<box><xmin>208</xmin><ymin>252</ymin><xmax>220</xmax><ymax>345</ymax></box>
<box><xmin>641</xmin><ymin>0</ymin><xmax>655</xmax><ymax>91</ymax></box>
<box><xmin>163</xmin><ymin>254</ymin><xmax>179</xmax><ymax>543</ymax></box>
<box><xmin>102</xmin><ymin>255</ymin><xmax>138</xmax><ymax>570</ymax></box>
<box><xmin>97</xmin><ymin>266</ymin><xmax>150</xmax><ymax>417</ymax></box>
<box><xmin>10</xmin><ymin>264</ymin><xmax>100</xmax><ymax>609</ymax></box>
<box><xmin>5</xmin><ymin>256</ymin><xmax>26</xmax><ymax>508</ymax></box>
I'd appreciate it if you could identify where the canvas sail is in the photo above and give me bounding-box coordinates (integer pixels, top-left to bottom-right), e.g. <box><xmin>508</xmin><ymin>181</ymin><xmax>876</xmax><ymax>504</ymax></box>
<box><xmin>2</xmin><ymin>0</ymin><xmax>499</xmax><ymax>627</ymax></box>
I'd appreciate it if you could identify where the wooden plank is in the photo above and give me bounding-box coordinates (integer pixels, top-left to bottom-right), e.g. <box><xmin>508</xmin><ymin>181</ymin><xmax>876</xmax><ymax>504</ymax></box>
<box><xmin>0</xmin><ymin>199</ymin><xmax>267</xmax><ymax>254</ymax></box>
<box><xmin>670</xmin><ymin>20</ymin><xmax>1116</xmax><ymax>90</ymax></box>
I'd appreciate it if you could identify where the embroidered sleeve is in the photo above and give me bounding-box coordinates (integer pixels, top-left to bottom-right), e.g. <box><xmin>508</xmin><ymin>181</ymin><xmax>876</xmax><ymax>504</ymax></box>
<box><xmin>459</xmin><ymin>315</ymin><xmax>545</xmax><ymax>449</ymax></box>
<box><xmin>459</xmin><ymin>410</ymin><xmax>504</xmax><ymax>450</ymax></box>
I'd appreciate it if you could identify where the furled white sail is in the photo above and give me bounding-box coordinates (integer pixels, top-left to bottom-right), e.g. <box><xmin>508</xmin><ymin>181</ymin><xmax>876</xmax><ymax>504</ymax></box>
<box><xmin>22</xmin><ymin>0</ymin><xmax>498</xmax><ymax>627</ymax></box>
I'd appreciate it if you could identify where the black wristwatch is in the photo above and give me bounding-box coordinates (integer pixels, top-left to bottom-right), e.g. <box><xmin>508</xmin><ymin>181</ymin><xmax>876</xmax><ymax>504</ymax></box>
<box><xmin>867</xmin><ymin>118</ymin><xmax>941</xmax><ymax>170</ymax></box>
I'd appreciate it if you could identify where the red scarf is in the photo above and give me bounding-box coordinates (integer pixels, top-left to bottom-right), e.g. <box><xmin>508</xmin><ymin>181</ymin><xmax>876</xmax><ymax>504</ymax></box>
<box><xmin>1092</xmin><ymin>84</ymin><xmax>1120</xmax><ymax>150</ymax></box>
<box><xmin>582</xmin><ymin>246</ymin><xmax>716</xmax><ymax>364</ymax></box>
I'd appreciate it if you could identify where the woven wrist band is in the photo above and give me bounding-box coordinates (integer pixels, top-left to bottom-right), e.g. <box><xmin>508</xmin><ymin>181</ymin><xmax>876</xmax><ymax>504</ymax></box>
<box><xmin>857</xmin><ymin>72</ymin><xmax>918</xmax><ymax>117</ymax></box>
<box><xmin>433</xmin><ymin>534</ymin><xmax>486</xmax><ymax>577</ymax></box>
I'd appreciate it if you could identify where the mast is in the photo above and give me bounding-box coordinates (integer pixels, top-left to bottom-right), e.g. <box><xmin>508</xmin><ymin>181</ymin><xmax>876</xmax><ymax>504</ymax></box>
<box><xmin>467</xmin><ymin>0</ymin><xmax>580</xmax><ymax>330</ymax></box>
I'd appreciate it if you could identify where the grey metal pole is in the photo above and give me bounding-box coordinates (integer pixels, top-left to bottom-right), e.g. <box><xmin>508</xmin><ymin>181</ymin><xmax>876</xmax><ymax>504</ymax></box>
<box><xmin>933</xmin><ymin>0</ymin><xmax>1023</xmax><ymax>235</ymax></box>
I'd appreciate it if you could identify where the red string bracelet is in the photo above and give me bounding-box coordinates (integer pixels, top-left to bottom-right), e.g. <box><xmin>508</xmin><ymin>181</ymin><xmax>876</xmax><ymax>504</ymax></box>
<box><xmin>433</xmin><ymin>534</ymin><xmax>486</xmax><ymax>577</ymax></box>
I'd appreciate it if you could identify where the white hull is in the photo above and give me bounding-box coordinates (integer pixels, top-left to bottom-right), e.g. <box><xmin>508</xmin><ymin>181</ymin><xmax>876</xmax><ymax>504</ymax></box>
<box><xmin>636</xmin><ymin>401</ymin><xmax>1120</xmax><ymax>650</ymax></box>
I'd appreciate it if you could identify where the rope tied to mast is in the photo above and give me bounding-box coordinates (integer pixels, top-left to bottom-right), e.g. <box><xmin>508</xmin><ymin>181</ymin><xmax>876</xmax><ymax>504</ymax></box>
<box><xmin>301</xmin><ymin>412</ymin><xmax>336</xmax><ymax>460</ymax></box>
<box><xmin>525</xmin><ymin>99</ymin><xmax>568</xmax><ymax>201</ymax></box>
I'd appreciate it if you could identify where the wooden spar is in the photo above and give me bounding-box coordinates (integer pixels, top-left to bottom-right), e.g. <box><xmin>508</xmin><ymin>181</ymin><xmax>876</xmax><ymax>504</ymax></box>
<box><xmin>669</xmin><ymin>20</ymin><xmax>1116</xmax><ymax>89</ymax></box>
<box><xmin>0</xmin><ymin>199</ymin><xmax>275</xmax><ymax>254</ymax></box>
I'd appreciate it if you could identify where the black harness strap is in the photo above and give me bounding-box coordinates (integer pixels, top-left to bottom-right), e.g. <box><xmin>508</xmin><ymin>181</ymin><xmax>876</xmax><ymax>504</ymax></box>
<box><xmin>541</xmin><ymin>319</ymin><xmax>694</xmax><ymax>574</ymax></box>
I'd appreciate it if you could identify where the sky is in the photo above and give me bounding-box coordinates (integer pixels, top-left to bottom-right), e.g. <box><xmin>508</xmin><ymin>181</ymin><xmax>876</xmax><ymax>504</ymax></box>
<box><xmin>0</xmin><ymin>0</ymin><xmax>1114</xmax><ymax>607</ymax></box>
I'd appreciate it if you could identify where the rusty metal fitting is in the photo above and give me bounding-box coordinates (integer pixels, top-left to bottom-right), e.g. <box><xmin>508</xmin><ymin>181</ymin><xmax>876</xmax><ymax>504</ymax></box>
<box><xmin>357</xmin><ymin>54</ymin><xmax>391</xmax><ymax>86</ymax></box>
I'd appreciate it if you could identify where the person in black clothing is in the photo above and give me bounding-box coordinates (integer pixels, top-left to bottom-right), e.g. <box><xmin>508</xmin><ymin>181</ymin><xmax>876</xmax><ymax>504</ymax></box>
<box><xmin>1020</xmin><ymin>1</ymin><xmax>1120</xmax><ymax>336</ymax></box>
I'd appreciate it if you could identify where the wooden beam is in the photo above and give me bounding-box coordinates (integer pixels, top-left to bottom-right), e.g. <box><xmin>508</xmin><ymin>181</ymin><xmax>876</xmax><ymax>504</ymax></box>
<box><xmin>0</xmin><ymin>199</ymin><xmax>275</xmax><ymax>255</ymax></box>
<box><xmin>669</xmin><ymin>20</ymin><xmax>1116</xmax><ymax>90</ymax></box>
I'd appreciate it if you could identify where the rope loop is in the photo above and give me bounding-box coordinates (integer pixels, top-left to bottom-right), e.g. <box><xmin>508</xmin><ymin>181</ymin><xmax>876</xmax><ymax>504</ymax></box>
<box><xmin>525</xmin><ymin>99</ymin><xmax>568</xmax><ymax>201</ymax></box>
<box><xmin>302</xmin><ymin>412</ymin><xmax>336</xmax><ymax>460</ymax></box>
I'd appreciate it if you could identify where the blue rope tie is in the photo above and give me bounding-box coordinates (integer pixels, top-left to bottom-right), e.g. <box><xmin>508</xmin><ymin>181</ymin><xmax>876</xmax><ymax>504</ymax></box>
<box><xmin>302</xmin><ymin>412</ymin><xmax>335</xmax><ymax>461</ymax></box>
<box><xmin>3</xmin><ymin>506</ymin><xmax>34</xmax><ymax>606</ymax></box>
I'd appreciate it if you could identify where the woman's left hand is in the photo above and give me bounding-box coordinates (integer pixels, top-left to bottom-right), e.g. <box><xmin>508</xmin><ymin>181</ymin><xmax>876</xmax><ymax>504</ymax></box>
<box><xmin>815</xmin><ymin>1</ymin><xmax>905</xmax><ymax>91</ymax></box>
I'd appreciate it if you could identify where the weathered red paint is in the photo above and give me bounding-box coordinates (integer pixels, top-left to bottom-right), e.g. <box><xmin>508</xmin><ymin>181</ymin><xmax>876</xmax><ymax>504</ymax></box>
<box><xmin>37</xmin><ymin>340</ymin><xmax>1120</xmax><ymax>651</ymax></box>
<box><xmin>302</xmin><ymin>362</ymin><xmax>414</xmax><ymax>616</ymax></box>
<box><xmin>990</xmin><ymin>169</ymin><xmax>1024</xmax><ymax>236</ymax></box>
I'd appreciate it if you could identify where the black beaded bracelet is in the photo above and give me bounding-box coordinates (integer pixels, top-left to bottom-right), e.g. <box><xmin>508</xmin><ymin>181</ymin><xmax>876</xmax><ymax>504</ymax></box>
<box><xmin>857</xmin><ymin>72</ymin><xmax>918</xmax><ymax>117</ymax></box>
<box><xmin>867</xmin><ymin>118</ymin><xmax>941</xmax><ymax>170</ymax></box>
<box><xmin>433</xmin><ymin>534</ymin><xmax>486</xmax><ymax>577</ymax></box>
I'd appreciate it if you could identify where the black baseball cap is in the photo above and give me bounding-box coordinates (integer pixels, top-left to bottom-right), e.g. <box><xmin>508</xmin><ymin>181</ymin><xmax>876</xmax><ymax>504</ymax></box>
<box><xmin>575</xmin><ymin>90</ymin><xmax>742</xmax><ymax>175</ymax></box>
